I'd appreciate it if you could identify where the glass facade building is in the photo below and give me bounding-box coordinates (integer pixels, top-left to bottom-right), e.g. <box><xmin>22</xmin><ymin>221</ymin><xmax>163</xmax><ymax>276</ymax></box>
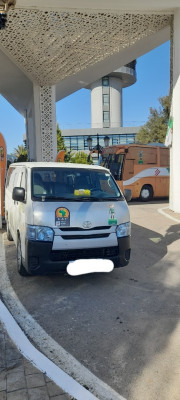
<box><xmin>63</xmin><ymin>133</ymin><xmax>136</xmax><ymax>152</ymax></box>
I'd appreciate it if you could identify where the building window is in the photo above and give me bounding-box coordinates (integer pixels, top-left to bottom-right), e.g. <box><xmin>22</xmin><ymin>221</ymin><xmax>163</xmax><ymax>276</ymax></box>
<box><xmin>112</xmin><ymin>137</ymin><xmax>118</xmax><ymax>145</ymax></box>
<box><xmin>103</xmin><ymin>94</ymin><xmax>109</xmax><ymax>105</ymax></box>
<box><xmin>120</xmin><ymin>136</ymin><xmax>127</xmax><ymax>144</ymax></box>
<box><xmin>70</xmin><ymin>137</ymin><xmax>78</xmax><ymax>150</ymax></box>
<box><xmin>128</xmin><ymin>134</ymin><xmax>136</xmax><ymax>144</ymax></box>
<box><xmin>102</xmin><ymin>77</ymin><xmax>109</xmax><ymax>87</ymax></box>
<box><xmin>64</xmin><ymin>137</ymin><xmax>70</xmax><ymax>149</ymax></box>
<box><xmin>103</xmin><ymin>111</ymin><xmax>110</xmax><ymax>123</ymax></box>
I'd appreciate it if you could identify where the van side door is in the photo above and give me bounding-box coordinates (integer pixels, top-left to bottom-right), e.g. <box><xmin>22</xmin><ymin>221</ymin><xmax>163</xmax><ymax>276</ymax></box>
<box><xmin>6</xmin><ymin>168</ymin><xmax>21</xmax><ymax>241</ymax></box>
<box><xmin>17</xmin><ymin>167</ymin><xmax>27</xmax><ymax>258</ymax></box>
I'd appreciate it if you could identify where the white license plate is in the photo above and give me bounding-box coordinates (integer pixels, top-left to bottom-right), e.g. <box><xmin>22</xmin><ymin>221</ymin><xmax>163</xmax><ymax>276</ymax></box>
<box><xmin>67</xmin><ymin>259</ymin><xmax>114</xmax><ymax>276</ymax></box>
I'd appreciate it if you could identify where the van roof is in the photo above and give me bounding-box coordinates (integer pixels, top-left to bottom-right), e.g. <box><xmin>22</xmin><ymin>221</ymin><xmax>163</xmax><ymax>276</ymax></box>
<box><xmin>9</xmin><ymin>162</ymin><xmax>109</xmax><ymax>172</ymax></box>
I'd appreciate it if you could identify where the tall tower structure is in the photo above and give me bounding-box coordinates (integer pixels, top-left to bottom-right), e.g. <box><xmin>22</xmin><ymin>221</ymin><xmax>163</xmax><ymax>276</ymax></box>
<box><xmin>90</xmin><ymin>61</ymin><xmax>137</xmax><ymax>129</ymax></box>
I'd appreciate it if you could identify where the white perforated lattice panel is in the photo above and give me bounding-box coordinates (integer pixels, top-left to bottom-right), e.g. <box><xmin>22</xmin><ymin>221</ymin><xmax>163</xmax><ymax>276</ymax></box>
<box><xmin>0</xmin><ymin>9</ymin><xmax>172</xmax><ymax>86</ymax></box>
<box><xmin>40</xmin><ymin>86</ymin><xmax>56</xmax><ymax>161</ymax></box>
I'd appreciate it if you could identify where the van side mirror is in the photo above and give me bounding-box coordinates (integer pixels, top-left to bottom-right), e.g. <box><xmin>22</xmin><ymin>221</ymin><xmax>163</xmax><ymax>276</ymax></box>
<box><xmin>12</xmin><ymin>187</ymin><xmax>25</xmax><ymax>202</ymax></box>
<box><xmin>124</xmin><ymin>189</ymin><xmax>132</xmax><ymax>202</ymax></box>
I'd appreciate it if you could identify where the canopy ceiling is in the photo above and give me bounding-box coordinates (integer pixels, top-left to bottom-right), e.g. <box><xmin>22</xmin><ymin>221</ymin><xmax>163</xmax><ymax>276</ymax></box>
<box><xmin>0</xmin><ymin>0</ymin><xmax>173</xmax><ymax>113</ymax></box>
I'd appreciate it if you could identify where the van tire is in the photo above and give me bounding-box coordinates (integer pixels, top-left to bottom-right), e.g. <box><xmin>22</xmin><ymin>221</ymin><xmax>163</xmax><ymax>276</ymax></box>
<box><xmin>17</xmin><ymin>235</ymin><xmax>29</xmax><ymax>276</ymax></box>
<box><xmin>6</xmin><ymin>220</ymin><xmax>13</xmax><ymax>241</ymax></box>
<box><xmin>140</xmin><ymin>185</ymin><xmax>153</xmax><ymax>202</ymax></box>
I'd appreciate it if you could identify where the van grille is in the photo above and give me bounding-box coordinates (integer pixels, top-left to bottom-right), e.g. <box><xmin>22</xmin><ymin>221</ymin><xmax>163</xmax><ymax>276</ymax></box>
<box><xmin>50</xmin><ymin>246</ymin><xmax>119</xmax><ymax>261</ymax></box>
<box><xmin>60</xmin><ymin>226</ymin><xmax>111</xmax><ymax>232</ymax></box>
<box><xmin>61</xmin><ymin>233</ymin><xmax>110</xmax><ymax>240</ymax></box>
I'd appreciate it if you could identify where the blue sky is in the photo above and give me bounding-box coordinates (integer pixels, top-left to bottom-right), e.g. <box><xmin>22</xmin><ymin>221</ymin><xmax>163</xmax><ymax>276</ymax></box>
<box><xmin>0</xmin><ymin>41</ymin><xmax>170</xmax><ymax>154</ymax></box>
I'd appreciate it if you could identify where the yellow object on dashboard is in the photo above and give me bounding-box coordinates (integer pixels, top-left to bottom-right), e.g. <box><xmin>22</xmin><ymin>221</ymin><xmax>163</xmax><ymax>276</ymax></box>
<box><xmin>74</xmin><ymin>189</ymin><xmax>91</xmax><ymax>196</ymax></box>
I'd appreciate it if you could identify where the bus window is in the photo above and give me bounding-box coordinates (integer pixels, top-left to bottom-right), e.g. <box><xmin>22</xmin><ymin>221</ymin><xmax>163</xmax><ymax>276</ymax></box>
<box><xmin>109</xmin><ymin>154</ymin><xmax>124</xmax><ymax>180</ymax></box>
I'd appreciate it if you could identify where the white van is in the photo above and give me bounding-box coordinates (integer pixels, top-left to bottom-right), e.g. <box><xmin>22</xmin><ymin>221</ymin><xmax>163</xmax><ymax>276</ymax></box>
<box><xmin>5</xmin><ymin>162</ymin><xmax>131</xmax><ymax>276</ymax></box>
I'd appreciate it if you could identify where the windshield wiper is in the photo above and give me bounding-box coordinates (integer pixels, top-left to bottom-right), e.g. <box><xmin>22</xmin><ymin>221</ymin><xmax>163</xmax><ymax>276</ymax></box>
<box><xmin>103</xmin><ymin>196</ymin><xmax>122</xmax><ymax>201</ymax></box>
<box><xmin>40</xmin><ymin>196</ymin><xmax>71</xmax><ymax>201</ymax></box>
<box><xmin>34</xmin><ymin>195</ymin><xmax>121</xmax><ymax>201</ymax></box>
<box><xmin>73</xmin><ymin>197</ymin><xmax>101</xmax><ymax>201</ymax></box>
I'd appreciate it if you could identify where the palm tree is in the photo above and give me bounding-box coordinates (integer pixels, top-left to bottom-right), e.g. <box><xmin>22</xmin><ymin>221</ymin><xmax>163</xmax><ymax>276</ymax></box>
<box><xmin>14</xmin><ymin>145</ymin><xmax>27</xmax><ymax>161</ymax></box>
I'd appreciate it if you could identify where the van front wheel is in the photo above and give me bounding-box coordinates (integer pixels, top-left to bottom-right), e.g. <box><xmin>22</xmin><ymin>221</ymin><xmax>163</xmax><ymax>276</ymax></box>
<box><xmin>17</xmin><ymin>235</ymin><xmax>29</xmax><ymax>276</ymax></box>
<box><xmin>140</xmin><ymin>185</ymin><xmax>153</xmax><ymax>202</ymax></box>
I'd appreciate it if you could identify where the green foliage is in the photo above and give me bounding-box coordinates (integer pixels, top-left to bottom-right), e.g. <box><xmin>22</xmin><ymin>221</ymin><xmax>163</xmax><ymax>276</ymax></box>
<box><xmin>57</xmin><ymin>123</ymin><xmax>66</xmax><ymax>152</ymax></box>
<box><xmin>136</xmin><ymin>95</ymin><xmax>170</xmax><ymax>144</ymax></box>
<box><xmin>14</xmin><ymin>145</ymin><xmax>28</xmax><ymax>161</ymax></box>
<box><xmin>65</xmin><ymin>151</ymin><xmax>93</xmax><ymax>164</ymax></box>
<box><xmin>64</xmin><ymin>151</ymin><xmax>72</xmax><ymax>162</ymax></box>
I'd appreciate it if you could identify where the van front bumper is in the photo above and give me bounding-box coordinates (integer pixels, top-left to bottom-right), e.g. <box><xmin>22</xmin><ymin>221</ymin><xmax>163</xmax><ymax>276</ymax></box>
<box><xmin>25</xmin><ymin>236</ymin><xmax>131</xmax><ymax>275</ymax></box>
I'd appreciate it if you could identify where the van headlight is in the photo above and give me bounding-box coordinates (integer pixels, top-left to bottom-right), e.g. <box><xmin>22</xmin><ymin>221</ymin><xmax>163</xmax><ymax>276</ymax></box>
<box><xmin>27</xmin><ymin>225</ymin><xmax>54</xmax><ymax>242</ymax></box>
<box><xmin>116</xmin><ymin>222</ymin><xmax>131</xmax><ymax>238</ymax></box>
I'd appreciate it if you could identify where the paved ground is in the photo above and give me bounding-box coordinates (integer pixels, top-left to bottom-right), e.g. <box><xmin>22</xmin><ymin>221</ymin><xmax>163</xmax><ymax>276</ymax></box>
<box><xmin>0</xmin><ymin>202</ymin><xmax>180</xmax><ymax>400</ymax></box>
<box><xmin>0</xmin><ymin>320</ymin><xmax>72</xmax><ymax>400</ymax></box>
<box><xmin>0</xmin><ymin>222</ymin><xmax>74</xmax><ymax>400</ymax></box>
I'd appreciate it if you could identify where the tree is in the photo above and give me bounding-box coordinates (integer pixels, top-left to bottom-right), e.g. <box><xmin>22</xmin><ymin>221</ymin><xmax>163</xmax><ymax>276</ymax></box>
<box><xmin>66</xmin><ymin>151</ymin><xmax>93</xmax><ymax>164</ymax></box>
<box><xmin>14</xmin><ymin>145</ymin><xmax>28</xmax><ymax>161</ymax></box>
<box><xmin>136</xmin><ymin>95</ymin><xmax>170</xmax><ymax>144</ymax></box>
<box><xmin>57</xmin><ymin>123</ymin><xmax>66</xmax><ymax>152</ymax></box>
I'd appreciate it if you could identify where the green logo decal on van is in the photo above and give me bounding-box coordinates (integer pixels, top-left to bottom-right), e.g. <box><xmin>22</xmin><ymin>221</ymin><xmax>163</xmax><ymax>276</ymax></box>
<box><xmin>108</xmin><ymin>205</ymin><xmax>117</xmax><ymax>225</ymax></box>
<box><xmin>55</xmin><ymin>207</ymin><xmax>70</xmax><ymax>227</ymax></box>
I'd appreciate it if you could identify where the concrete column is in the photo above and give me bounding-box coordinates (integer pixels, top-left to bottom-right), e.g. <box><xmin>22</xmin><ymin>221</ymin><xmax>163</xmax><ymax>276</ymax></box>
<box><xmin>24</xmin><ymin>105</ymin><xmax>36</xmax><ymax>161</ymax></box>
<box><xmin>31</xmin><ymin>85</ymin><xmax>57</xmax><ymax>162</ymax></box>
<box><xmin>170</xmin><ymin>9</ymin><xmax>180</xmax><ymax>212</ymax></box>
<box><xmin>109</xmin><ymin>77</ymin><xmax>122</xmax><ymax>127</ymax></box>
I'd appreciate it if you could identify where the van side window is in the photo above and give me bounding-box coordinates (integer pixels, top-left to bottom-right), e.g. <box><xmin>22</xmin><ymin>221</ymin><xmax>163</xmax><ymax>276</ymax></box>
<box><xmin>13</xmin><ymin>173</ymin><xmax>20</xmax><ymax>189</ymax></box>
<box><xmin>6</xmin><ymin>167</ymin><xmax>15</xmax><ymax>188</ymax></box>
<box><xmin>20</xmin><ymin>169</ymin><xmax>27</xmax><ymax>201</ymax></box>
<box><xmin>6</xmin><ymin>169</ymin><xmax>17</xmax><ymax>192</ymax></box>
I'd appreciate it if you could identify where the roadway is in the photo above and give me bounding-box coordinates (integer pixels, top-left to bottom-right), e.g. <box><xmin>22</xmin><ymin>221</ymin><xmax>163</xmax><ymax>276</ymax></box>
<box><xmin>0</xmin><ymin>201</ymin><xmax>180</xmax><ymax>400</ymax></box>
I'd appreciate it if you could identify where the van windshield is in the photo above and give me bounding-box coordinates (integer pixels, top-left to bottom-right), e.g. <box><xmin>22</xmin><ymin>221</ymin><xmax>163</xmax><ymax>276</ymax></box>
<box><xmin>31</xmin><ymin>167</ymin><xmax>122</xmax><ymax>201</ymax></box>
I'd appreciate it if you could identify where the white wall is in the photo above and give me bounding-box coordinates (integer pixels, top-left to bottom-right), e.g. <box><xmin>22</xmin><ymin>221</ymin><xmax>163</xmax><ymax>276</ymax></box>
<box><xmin>91</xmin><ymin>80</ymin><xmax>103</xmax><ymax>128</ymax></box>
<box><xmin>109</xmin><ymin>77</ymin><xmax>122</xmax><ymax>127</ymax></box>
